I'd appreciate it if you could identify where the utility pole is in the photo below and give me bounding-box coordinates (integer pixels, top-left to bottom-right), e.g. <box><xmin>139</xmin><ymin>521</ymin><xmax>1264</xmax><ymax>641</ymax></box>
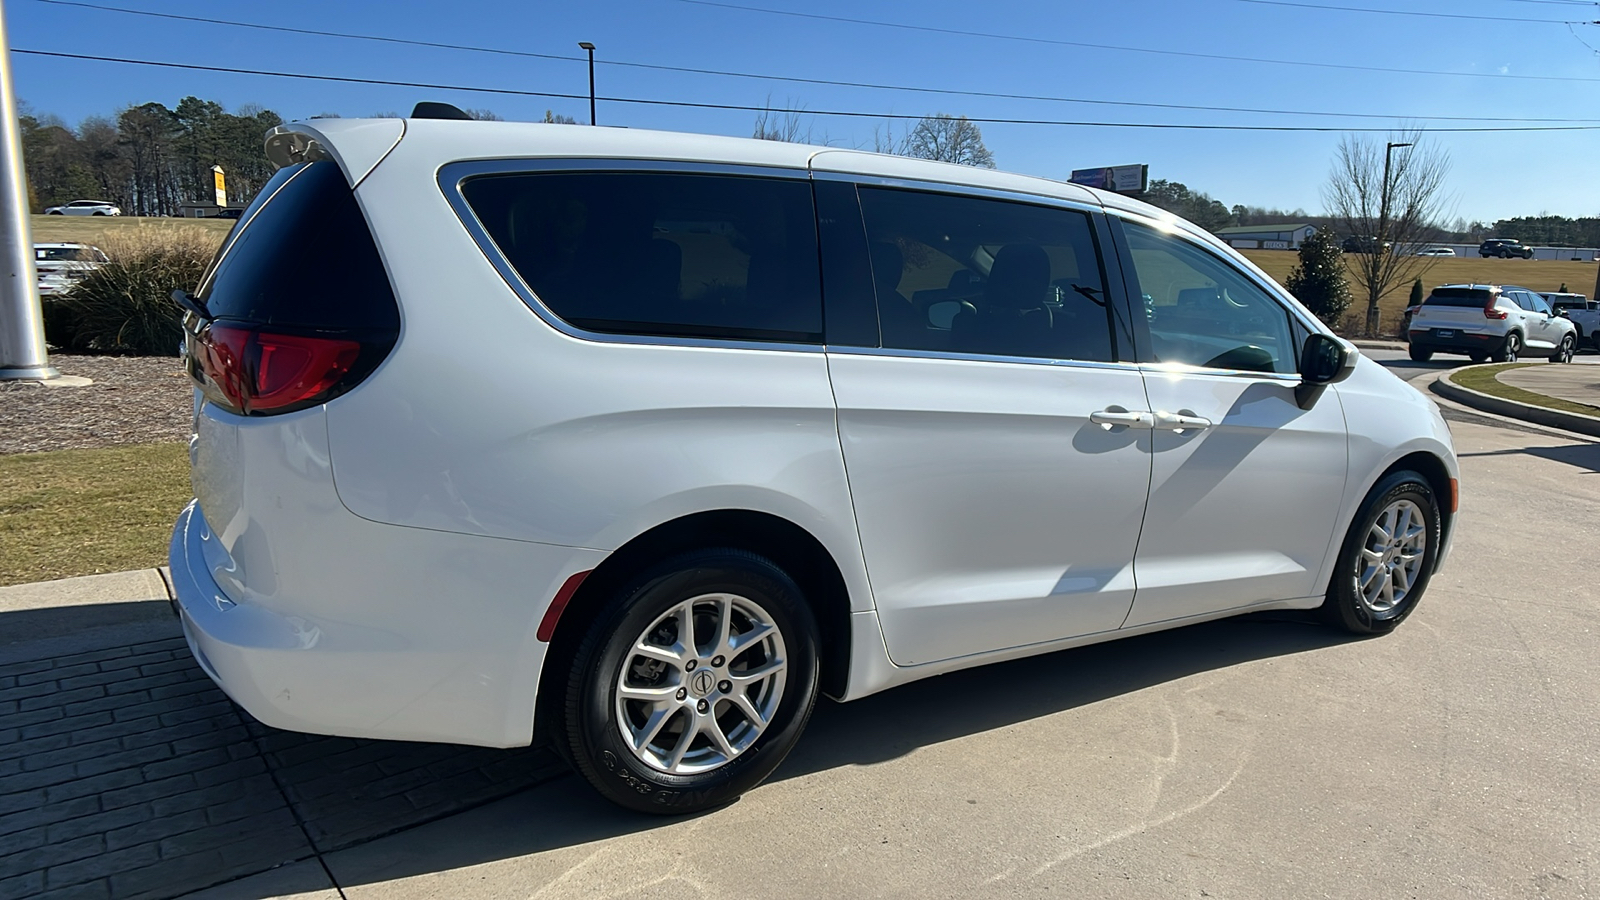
<box><xmin>1371</xmin><ymin>141</ymin><xmax>1413</xmax><ymax>336</ymax></box>
<box><xmin>578</xmin><ymin>42</ymin><xmax>596</xmax><ymax>126</ymax></box>
<box><xmin>0</xmin><ymin>0</ymin><xmax>58</xmax><ymax>380</ymax></box>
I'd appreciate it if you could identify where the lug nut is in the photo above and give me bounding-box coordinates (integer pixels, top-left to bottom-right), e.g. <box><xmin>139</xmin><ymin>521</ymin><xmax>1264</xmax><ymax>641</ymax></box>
<box><xmin>686</xmin><ymin>660</ymin><xmax>697</xmax><ymax>671</ymax></box>
<box><xmin>676</xmin><ymin>687</ymin><xmax>687</xmax><ymax>701</ymax></box>
<box><xmin>718</xmin><ymin>681</ymin><xmax>732</xmax><ymax>694</ymax></box>
<box><xmin>711</xmin><ymin>656</ymin><xmax>724</xmax><ymax>667</ymax></box>
<box><xmin>696</xmin><ymin>699</ymin><xmax>709</xmax><ymax>713</ymax></box>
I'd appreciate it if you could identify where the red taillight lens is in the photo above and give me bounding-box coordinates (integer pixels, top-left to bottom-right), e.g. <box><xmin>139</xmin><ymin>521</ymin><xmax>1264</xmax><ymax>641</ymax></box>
<box><xmin>1484</xmin><ymin>302</ymin><xmax>1507</xmax><ymax>320</ymax></box>
<box><xmin>198</xmin><ymin>324</ymin><xmax>362</xmax><ymax>415</ymax></box>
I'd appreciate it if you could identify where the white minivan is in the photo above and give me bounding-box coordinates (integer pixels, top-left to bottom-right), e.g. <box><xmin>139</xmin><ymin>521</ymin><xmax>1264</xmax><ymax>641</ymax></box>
<box><xmin>169</xmin><ymin>109</ymin><xmax>1458</xmax><ymax>814</ymax></box>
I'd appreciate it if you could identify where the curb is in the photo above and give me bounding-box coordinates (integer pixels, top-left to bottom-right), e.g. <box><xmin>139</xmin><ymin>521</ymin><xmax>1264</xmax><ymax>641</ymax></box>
<box><xmin>1350</xmin><ymin>339</ymin><xmax>1407</xmax><ymax>351</ymax></box>
<box><xmin>1430</xmin><ymin>370</ymin><xmax>1600</xmax><ymax>439</ymax></box>
<box><xmin>0</xmin><ymin>568</ymin><xmax>179</xmax><ymax>659</ymax></box>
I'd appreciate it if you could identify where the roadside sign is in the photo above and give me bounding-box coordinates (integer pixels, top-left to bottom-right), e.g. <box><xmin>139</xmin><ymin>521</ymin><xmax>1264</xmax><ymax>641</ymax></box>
<box><xmin>1069</xmin><ymin>164</ymin><xmax>1148</xmax><ymax>194</ymax></box>
<box><xmin>212</xmin><ymin>165</ymin><xmax>226</xmax><ymax>208</ymax></box>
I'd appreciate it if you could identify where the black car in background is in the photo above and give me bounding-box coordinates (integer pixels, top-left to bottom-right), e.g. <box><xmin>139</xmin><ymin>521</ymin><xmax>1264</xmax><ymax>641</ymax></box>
<box><xmin>1479</xmin><ymin>239</ymin><xmax>1534</xmax><ymax>259</ymax></box>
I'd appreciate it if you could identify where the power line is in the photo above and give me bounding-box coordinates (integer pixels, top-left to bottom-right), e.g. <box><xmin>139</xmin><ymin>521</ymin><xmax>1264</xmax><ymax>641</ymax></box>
<box><xmin>1228</xmin><ymin>0</ymin><xmax>1593</xmax><ymax>24</ymax></box>
<box><xmin>16</xmin><ymin>48</ymin><xmax>1600</xmax><ymax>134</ymax></box>
<box><xmin>27</xmin><ymin>0</ymin><xmax>1600</xmax><ymax>124</ymax></box>
<box><xmin>675</xmin><ymin>0</ymin><xmax>1600</xmax><ymax>84</ymax></box>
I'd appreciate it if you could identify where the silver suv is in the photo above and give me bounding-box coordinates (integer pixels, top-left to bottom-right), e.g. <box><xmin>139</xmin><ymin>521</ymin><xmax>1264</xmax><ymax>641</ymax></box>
<box><xmin>1407</xmin><ymin>284</ymin><xmax>1577</xmax><ymax>363</ymax></box>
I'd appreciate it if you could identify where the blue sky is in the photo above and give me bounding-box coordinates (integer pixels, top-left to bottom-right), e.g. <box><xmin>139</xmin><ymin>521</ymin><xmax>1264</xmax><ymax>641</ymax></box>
<box><xmin>8</xmin><ymin>0</ymin><xmax>1600</xmax><ymax>223</ymax></box>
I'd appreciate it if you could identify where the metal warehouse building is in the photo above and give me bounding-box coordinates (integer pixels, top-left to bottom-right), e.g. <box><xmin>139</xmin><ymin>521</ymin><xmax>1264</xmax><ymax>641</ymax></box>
<box><xmin>1212</xmin><ymin>223</ymin><xmax>1317</xmax><ymax>250</ymax></box>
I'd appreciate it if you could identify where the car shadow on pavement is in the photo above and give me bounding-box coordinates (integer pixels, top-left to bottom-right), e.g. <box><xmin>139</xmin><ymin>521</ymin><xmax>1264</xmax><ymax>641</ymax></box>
<box><xmin>778</xmin><ymin>614</ymin><xmax>1343</xmax><ymax>780</ymax></box>
<box><xmin>1457</xmin><ymin>444</ymin><xmax>1600</xmax><ymax>474</ymax></box>
<box><xmin>317</xmin><ymin>613</ymin><xmax>1352</xmax><ymax>894</ymax></box>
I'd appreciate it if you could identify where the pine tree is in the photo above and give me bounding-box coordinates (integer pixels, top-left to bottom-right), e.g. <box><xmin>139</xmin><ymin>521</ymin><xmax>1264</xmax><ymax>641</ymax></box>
<box><xmin>1285</xmin><ymin>229</ymin><xmax>1352</xmax><ymax>326</ymax></box>
<box><xmin>1409</xmin><ymin>278</ymin><xmax>1423</xmax><ymax>308</ymax></box>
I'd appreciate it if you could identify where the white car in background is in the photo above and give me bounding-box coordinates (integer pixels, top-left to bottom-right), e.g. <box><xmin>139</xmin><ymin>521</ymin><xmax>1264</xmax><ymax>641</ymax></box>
<box><xmin>1416</xmin><ymin>247</ymin><xmax>1455</xmax><ymax>257</ymax></box>
<box><xmin>168</xmin><ymin>111</ymin><xmax>1461</xmax><ymax>815</ymax></box>
<box><xmin>43</xmin><ymin>199</ymin><xmax>121</xmax><ymax>216</ymax></box>
<box><xmin>1408</xmin><ymin>283</ymin><xmax>1577</xmax><ymax>363</ymax></box>
<box><xmin>34</xmin><ymin>242</ymin><xmax>108</xmax><ymax>296</ymax></box>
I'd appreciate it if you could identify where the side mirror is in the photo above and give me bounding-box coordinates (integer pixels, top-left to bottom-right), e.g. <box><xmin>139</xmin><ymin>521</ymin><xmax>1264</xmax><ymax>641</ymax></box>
<box><xmin>1554</xmin><ymin>309</ymin><xmax>1567</xmax><ymax>318</ymax></box>
<box><xmin>1296</xmin><ymin>333</ymin><xmax>1355</xmax><ymax>409</ymax></box>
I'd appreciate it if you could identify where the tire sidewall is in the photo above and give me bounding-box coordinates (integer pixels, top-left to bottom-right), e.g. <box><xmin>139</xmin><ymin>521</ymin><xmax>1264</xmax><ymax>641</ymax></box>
<box><xmin>1327</xmin><ymin>472</ymin><xmax>1440</xmax><ymax>634</ymax></box>
<box><xmin>569</xmin><ymin>551</ymin><xmax>819</xmax><ymax>814</ymax></box>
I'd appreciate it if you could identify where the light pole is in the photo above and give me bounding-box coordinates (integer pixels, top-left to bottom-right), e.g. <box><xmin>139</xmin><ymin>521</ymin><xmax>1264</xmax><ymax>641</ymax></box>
<box><xmin>1371</xmin><ymin>140</ymin><xmax>1413</xmax><ymax>334</ymax></box>
<box><xmin>578</xmin><ymin>42</ymin><xmax>596</xmax><ymax>126</ymax></box>
<box><xmin>0</xmin><ymin>0</ymin><xmax>57</xmax><ymax>380</ymax></box>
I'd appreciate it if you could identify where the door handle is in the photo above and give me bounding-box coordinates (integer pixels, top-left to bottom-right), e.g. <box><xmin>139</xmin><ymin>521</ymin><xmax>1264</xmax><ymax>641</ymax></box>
<box><xmin>1153</xmin><ymin>410</ymin><xmax>1213</xmax><ymax>433</ymax></box>
<box><xmin>1090</xmin><ymin>407</ymin><xmax>1155</xmax><ymax>430</ymax></box>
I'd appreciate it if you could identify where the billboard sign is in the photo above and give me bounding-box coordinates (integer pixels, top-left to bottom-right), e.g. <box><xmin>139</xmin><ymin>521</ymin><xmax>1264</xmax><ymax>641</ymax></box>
<box><xmin>1068</xmin><ymin>164</ymin><xmax>1148</xmax><ymax>194</ymax></box>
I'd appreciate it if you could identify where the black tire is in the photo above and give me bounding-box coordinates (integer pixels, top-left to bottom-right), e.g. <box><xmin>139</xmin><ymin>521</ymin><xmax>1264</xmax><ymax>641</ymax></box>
<box><xmin>1322</xmin><ymin>471</ymin><xmax>1440</xmax><ymax>635</ymax></box>
<box><xmin>1492</xmin><ymin>332</ymin><xmax>1521</xmax><ymax>363</ymax></box>
<box><xmin>1407</xmin><ymin>345</ymin><xmax>1433</xmax><ymax>362</ymax></box>
<box><xmin>563</xmin><ymin>549</ymin><xmax>819</xmax><ymax>814</ymax></box>
<box><xmin>1550</xmin><ymin>333</ymin><xmax>1575</xmax><ymax>364</ymax></box>
<box><xmin>46</xmin><ymin>210</ymin><xmax>62</xmax><ymax>215</ymax></box>
<box><xmin>1499</xmin><ymin>250</ymin><xmax>1511</xmax><ymax>259</ymax></box>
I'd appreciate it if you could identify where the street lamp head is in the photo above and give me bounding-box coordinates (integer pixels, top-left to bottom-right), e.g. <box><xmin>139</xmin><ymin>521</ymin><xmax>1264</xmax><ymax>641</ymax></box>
<box><xmin>578</xmin><ymin>42</ymin><xmax>595</xmax><ymax>51</ymax></box>
<box><xmin>1388</xmin><ymin>142</ymin><xmax>1414</xmax><ymax>150</ymax></box>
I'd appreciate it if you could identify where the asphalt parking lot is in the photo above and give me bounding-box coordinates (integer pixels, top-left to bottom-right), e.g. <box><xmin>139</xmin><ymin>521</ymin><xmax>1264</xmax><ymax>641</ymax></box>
<box><xmin>2</xmin><ymin>373</ymin><xmax>1598</xmax><ymax>899</ymax></box>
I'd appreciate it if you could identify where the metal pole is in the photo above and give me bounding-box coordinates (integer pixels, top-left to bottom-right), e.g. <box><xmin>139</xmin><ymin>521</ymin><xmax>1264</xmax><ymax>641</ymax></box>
<box><xmin>579</xmin><ymin>42</ymin><xmax>596</xmax><ymax>126</ymax></box>
<box><xmin>0</xmin><ymin>0</ymin><xmax>57</xmax><ymax>380</ymax></box>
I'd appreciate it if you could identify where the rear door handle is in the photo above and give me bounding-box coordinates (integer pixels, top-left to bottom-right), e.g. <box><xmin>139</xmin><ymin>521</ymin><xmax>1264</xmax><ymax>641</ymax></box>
<box><xmin>1090</xmin><ymin>407</ymin><xmax>1155</xmax><ymax>430</ymax></box>
<box><xmin>1153</xmin><ymin>410</ymin><xmax>1213</xmax><ymax>433</ymax></box>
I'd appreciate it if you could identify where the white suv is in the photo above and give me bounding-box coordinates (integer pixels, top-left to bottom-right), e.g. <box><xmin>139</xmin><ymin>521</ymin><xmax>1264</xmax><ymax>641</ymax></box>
<box><xmin>1407</xmin><ymin>283</ymin><xmax>1578</xmax><ymax>363</ymax></box>
<box><xmin>42</xmin><ymin>199</ymin><xmax>121</xmax><ymax>216</ymax></box>
<box><xmin>169</xmin><ymin>109</ymin><xmax>1459</xmax><ymax>814</ymax></box>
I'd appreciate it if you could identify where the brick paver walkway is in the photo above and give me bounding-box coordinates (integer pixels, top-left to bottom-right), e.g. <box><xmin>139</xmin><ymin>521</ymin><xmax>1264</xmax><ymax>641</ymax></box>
<box><xmin>0</xmin><ymin>634</ymin><xmax>564</xmax><ymax>899</ymax></box>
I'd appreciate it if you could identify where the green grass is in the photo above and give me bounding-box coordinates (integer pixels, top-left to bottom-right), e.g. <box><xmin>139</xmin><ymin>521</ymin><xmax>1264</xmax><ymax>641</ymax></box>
<box><xmin>30</xmin><ymin>214</ymin><xmax>231</xmax><ymax>248</ymax></box>
<box><xmin>1239</xmin><ymin>250</ymin><xmax>1598</xmax><ymax>334</ymax></box>
<box><xmin>0</xmin><ymin>443</ymin><xmax>191</xmax><ymax>587</ymax></box>
<box><xmin>1449</xmin><ymin>363</ymin><xmax>1600</xmax><ymax>420</ymax></box>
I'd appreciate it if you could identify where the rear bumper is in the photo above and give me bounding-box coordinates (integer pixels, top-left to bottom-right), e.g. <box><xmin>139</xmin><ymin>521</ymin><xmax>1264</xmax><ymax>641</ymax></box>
<box><xmin>1408</xmin><ymin>328</ymin><xmax>1506</xmax><ymax>354</ymax></box>
<box><xmin>169</xmin><ymin>499</ymin><xmax>605</xmax><ymax>747</ymax></box>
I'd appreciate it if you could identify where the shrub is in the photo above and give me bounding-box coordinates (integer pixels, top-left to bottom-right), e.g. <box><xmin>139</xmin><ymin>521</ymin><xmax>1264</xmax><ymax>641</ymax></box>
<box><xmin>1285</xmin><ymin>229</ymin><xmax>1352</xmax><ymax>327</ymax></box>
<box><xmin>1409</xmin><ymin>278</ymin><xmax>1423</xmax><ymax>308</ymax></box>
<box><xmin>51</xmin><ymin>229</ymin><xmax>219</xmax><ymax>355</ymax></box>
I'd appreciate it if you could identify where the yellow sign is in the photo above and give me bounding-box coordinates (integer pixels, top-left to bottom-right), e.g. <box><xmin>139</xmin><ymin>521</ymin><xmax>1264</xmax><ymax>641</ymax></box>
<box><xmin>212</xmin><ymin>166</ymin><xmax>227</xmax><ymax>209</ymax></box>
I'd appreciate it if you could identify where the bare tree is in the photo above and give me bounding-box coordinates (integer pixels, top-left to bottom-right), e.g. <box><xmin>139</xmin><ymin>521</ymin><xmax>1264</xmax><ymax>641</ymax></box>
<box><xmin>464</xmin><ymin>108</ymin><xmax>503</xmax><ymax>121</ymax></box>
<box><xmin>752</xmin><ymin>97</ymin><xmax>811</xmax><ymax>143</ymax></box>
<box><xmin>901</xmin><ymin>113</ymin><xmax>995</xmax><ymax>168</ymax></box>
<box><xmin>1323</xmin><ymin>130</ymin><xmax>1453</xmax><ymax>335</ymax></box>
<box><xmin>542</xmin><ymin>110</ymin><xmax>578</xmax><ymax>124</ymax></box>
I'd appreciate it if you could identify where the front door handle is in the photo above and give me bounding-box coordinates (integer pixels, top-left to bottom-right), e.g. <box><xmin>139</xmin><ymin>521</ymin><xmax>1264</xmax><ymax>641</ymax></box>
<box><xmin>1153</xmin><ymin>410</ymin><xmax>1213</xmax><ymax>433</ymax></box>
<box><xmin>1090</xmin><ymin>407</ymin><xmax>1155</xmax><ymax>430</ymax></box>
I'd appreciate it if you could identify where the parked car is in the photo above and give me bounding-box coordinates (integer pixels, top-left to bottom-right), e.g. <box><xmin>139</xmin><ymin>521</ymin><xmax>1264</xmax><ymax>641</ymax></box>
<box><xmin>1342</xmin><ymin>235</ymin><xmax>1390</xmax><ymax>254</ymax></box>
<box><xmin>42</xmin><ymin>199</ymin><xmax>121</xmax><ymax>216</ymax></box>
<box><xmin>1478</xmin><ymin>239</ymin><xmax>1533</xmax><ymax>259</ymax></box>
<box><xmin>215</xmin><ymin>208</ymin><xmax>245</xmax><ymax>220</ymax></box>
<box><xmin>1415</xmin><ymin>247</ymin><xmax>1455</xmax><ymax>257</ymax></box>
<box><xmin>1541</xmin><ymin>292</ymin><xmax>1600</xmax><ymax>350</ymax></box>
<box><xmin>1407</xmin><ymin>283</ymin><xmax>1577</xmax><ymax>363</ymax></box>
<box><xmin>169</xmin><ymin>111</ymin><xmax>1460</xmax><ymax>815</ymax></box>
<box><xmin>33</xmin><ymin>242</ymin><xmax>108</xmax><ymax>296</ymax></box>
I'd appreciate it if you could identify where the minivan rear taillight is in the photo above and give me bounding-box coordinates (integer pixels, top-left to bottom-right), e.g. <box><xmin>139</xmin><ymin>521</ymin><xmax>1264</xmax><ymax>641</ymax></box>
<box><xmin>182</xmin><ymin>160</ymin><xmax>401</xmax><ymax>416</ymax></box>
<box><xmin>1484</xmin><ymin>301</ymin><xmax>1507</xmax><ymax>320</ymax></box>
<box><xmin>197</xmin><ymin>323</ymin><xmax>370</xmax><ymax>415</ymax></box>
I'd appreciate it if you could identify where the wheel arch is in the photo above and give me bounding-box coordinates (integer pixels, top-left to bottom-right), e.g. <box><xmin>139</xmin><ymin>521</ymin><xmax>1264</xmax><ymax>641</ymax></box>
<box><xmin>536</xmin><ymin>509</ymin><xmax>854</xmax><ymax>742</ymax></box>
<box><xmin>1372</xmin><ymin>450</ymin><xmax>1455</xmax><ymax>569</ymax></box>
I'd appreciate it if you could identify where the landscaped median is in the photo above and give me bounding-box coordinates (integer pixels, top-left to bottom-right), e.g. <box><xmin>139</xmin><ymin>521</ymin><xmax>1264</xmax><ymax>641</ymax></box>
<box><xmin>1431</xmin><ymin>363</ymin><xmax>1600</xmax><ymax>438</ymax></box>
<box><xmin>0</xmin><ymin>442</ymin><xmax>191</xmax><ymax>586</ymax></box>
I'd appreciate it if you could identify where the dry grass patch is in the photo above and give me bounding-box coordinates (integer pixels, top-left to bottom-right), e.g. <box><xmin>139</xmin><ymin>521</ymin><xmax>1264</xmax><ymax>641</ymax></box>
<box><xmin>0</xmin><ymin>443</ymin><xmax>191</xmax><ymax>586</ymax></box>
<box><xmin>30</xmin><ymin>214</ymin><xmax>232</xmax><ymax>247</ymax></box>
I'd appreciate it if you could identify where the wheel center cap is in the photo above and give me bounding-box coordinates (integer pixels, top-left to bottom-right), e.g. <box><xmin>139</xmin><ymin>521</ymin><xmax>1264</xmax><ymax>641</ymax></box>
<box><xmin>689</xmin><ymin>668</ymin><xmax>716</xmax><ymax>699</ymax></box>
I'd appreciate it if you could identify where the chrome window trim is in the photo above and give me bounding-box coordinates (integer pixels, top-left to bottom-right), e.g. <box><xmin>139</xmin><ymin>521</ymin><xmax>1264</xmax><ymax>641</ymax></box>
<box><xmin>438</xmin><ymin>158</ymin><xmax>824</xmax><ymax>354</ymax></box>
<box><xmin>1138</xmin><ymin>361</ymin><xmax>1302</xmax><ymax>384</ymax></box>
<box><xmin>812</xmin><ymin>169</ymin><xmax>1102</xmax><ymax>216</ymax></box>
<box><xmin>824</xmin><ymin>345</ymin><xmax>1142</xmax><ymax>373</ymax></box>
<box><xmin>1107</xmin><ymin>207</ymin><xmax>1327</xmax><ymax>338</ymax></box>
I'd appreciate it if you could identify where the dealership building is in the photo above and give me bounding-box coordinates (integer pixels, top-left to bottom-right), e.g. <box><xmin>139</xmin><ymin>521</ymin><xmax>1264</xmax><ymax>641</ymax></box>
<box><xmin>1212</xmin><ymin>223</ymin><xmax>1318</xmax><ymax>250</ymax></box>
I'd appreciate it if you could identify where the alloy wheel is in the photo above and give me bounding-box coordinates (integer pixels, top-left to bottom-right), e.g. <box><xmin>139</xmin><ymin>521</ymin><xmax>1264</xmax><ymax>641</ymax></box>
<box><xmin>1357</xmin><ymin>498</ymin><xmax>1428</xmax><ymax>616</ymax></box>
<box><xmin>613</xmin><ymin>592</ymin><xmax>788</xmax><ymax>775</ymax></box>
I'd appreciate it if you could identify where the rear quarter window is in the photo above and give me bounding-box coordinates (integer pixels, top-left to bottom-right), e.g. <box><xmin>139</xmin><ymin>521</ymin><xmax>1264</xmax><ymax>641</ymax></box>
<box><xmin>460</xmin><ymin>171</ymin><xmax>823</xmax><ymax>343</ymax></box>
